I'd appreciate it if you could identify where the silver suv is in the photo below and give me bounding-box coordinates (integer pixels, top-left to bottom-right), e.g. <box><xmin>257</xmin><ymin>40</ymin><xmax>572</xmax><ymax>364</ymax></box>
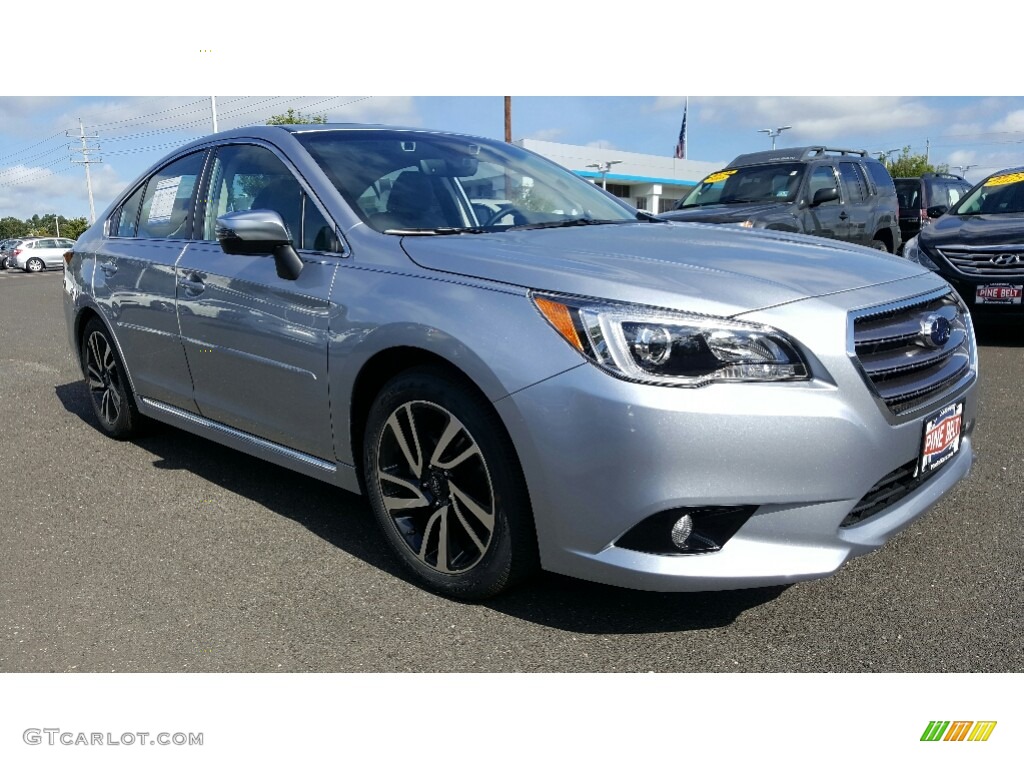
<box><xmin>63</xmin><ymin>124</ymin><xmax>978</xmax><ymax>599</ymax></box>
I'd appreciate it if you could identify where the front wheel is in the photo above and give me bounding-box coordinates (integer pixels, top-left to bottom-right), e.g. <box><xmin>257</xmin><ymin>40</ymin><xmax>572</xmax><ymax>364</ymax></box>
<box><xmin>362</xmin><ymin>367</ymin><xmax>538</xmax><ymax>600</ymax></box>
<box><xmin>26</xmin><ymin>257</ymin><xmax>44</xmax><ymax>272</ymax></box>
<box><xmin>870</xmin><ymin>239</ymin><xmax>889</xmax><ymax>253</ymax></box>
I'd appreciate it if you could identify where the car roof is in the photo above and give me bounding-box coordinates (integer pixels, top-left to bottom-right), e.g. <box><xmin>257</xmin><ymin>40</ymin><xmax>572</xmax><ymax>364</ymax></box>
<box><xmin>166</xmin><ymin>123</ymin><xmax>490</xmax><ymax>156</ymax></box>
<box><xmin>728</xmin><ymin>146</ymin><xmax>868</xmax><ymax>168</ymax></box>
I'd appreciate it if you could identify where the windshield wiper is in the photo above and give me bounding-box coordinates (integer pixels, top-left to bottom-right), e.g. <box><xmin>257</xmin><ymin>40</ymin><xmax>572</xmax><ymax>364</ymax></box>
<box><xmin>636</xmin><ymin>210</ymin><xmax>668</xmax><ymax>222</ymax></box>
<box><xmin>506</xmin><ymin>217</ymin><xmax>624</xmax><ymax>231</ymax></box>
<box><xmin>382</xmin><ymin>226</ymin><xmax>488</xmax><ymax>236</ymax></box>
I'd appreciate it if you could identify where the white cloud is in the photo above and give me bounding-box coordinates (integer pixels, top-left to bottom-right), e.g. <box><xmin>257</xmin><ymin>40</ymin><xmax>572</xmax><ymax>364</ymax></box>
<box><xmin>527</xmin><ymin>128</ymin><xmax>565</xmax><ymax>141</ymax></box>
<box><xmin>700</xmin><ymin>96</ymin><xmax>937</xmax><ymax>138</ymax></box>
<box><xmin>990</xmin><ymin>109</ymin><xmax>1024</xmax><ymax>133</ymax></box>
<box><xmin>652</xmin><ymin>97</ymin><xmax>688</xmax><ymax>112</ymax></box>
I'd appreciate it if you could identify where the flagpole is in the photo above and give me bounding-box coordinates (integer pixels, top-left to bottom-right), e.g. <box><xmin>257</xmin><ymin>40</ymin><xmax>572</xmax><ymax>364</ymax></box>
<box><xmin>683</xmin><ymin>96</ymin><xmax>688</xmax><ymax>159</ymax></box>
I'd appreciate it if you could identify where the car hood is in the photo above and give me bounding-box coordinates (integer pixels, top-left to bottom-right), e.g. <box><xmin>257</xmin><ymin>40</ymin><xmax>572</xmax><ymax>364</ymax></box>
<box><xmin>400</xmin><ymin>222</ymin><xmax>930</xmax><ymax>316</ymax></box>
<box><xmin>659</xmin><ymin>201</ymin><xmax>792</xmax><ymax>224</ymax></box>
<box><xmin>922</xmin><ymin>212</ymin><xmax>1024</xmax><ymax>247</ymax></box>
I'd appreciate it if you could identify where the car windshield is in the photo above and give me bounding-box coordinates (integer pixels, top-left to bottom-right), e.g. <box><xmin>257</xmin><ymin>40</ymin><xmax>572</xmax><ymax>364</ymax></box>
<box><xmin>953</xmin><ymin>171</ymin><xmax>1024</xmax><ymax>215</ymax></box>
<box><xmin>294</xmin><ymin>129</ymin><xmax>638</xmax><ymax>233</ymax></box>
<box><xmin>678</xmin><ymin>163</ymin><xmax>805</xmax><ymax>208</ymax></box>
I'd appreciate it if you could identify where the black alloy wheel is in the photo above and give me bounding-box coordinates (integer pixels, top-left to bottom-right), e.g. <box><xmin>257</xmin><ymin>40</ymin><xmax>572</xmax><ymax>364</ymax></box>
<box><xmin>81</xmin><ymin>318</ymin><xmax>141</xmax><ymax>439</ymax></box>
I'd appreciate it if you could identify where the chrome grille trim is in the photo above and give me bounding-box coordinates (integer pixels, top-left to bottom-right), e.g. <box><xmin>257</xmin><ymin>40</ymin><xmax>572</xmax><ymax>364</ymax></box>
<box><xmin>936</xmin><ymin>244</ymin><xmax>1024</xmax><ymax>277</ymax></box>
<box><xmin>850</xmin><ymin>288</ymin><xmax>975</xmax><ymax>419</ymax></box>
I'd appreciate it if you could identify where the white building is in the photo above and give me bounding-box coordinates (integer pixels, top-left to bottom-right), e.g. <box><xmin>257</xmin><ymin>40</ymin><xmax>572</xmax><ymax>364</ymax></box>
<box><xmin>514</xmin><ymin>138</ymin><xmax>725</xmax><ymax>213</ymax></box>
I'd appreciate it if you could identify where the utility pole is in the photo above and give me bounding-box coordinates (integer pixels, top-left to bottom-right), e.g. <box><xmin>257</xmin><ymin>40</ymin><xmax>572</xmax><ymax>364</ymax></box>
<box><xmin>68</xmin><ymin>119</ymin><xmax>101</xmax><ymax>224</ymax></box>
<box><xmin>925</xmin><ymin>138</ymin><xmax>930</xmax><ymax>163</ymax></box>
<box><xmin>211</xmin><ymin>96</ymin><xmax>219</xmax><ymax>133</ymax></box>
<box><xmin>54</xmin><ymin>214</ymin><xmax>60</xmax><ymax>238</ymax></box>
<box><xmin>504</xmin><ymin>96</ymin><xmax>511</xmax><ymax>143</ymax></box>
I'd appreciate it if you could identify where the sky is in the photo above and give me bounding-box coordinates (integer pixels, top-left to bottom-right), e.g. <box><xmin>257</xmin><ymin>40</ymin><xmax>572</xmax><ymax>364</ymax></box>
<box><xmin>4</xmin><ymin>95</ymin><xmax>1024</xmax><ymax>222</ymax></box>
<box><xmin>1</xmin><ymin>3</ymin><xmax>1015</xmax><ymax>224</ymax></box>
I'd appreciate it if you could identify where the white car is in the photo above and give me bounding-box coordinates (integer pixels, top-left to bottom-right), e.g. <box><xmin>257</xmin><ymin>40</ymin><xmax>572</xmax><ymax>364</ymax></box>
<box><xmin>7</xmin><ymin>237</ymin><xmax>77</xmax><ymax>272</ymax></box>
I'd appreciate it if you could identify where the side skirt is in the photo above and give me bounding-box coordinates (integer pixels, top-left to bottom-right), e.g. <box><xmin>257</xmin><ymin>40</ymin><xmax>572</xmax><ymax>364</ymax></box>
<box><xmin>138</xmin><ymin>398</ymin><xmax>362</xmax><ymax>493</ymax></box>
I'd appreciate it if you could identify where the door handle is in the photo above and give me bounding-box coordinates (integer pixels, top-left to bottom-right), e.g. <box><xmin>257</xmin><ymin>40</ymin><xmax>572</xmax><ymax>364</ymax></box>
<box><xmin>177</xmin><ymin>273</ymin><xmax>206</xmax><ymax>296</ymax></box>
<box><xmin>99</xmin><ymin>260</ymin><xmax>117</xmax><ymax>275</ymax></box>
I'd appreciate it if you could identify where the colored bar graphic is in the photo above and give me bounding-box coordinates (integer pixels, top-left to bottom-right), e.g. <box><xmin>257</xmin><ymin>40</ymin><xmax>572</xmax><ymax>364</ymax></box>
<box><xmin>921</xmin><ymin>720</ymin><xmax>997</xmax><ymax>742</ymax></box>
<box><xmin>944</xmin><ymin>721</ymin><xmax>973</xmax><ymax>741</ymax></box>
<box><xmin>921</xmin><ymin>721</ymin><xmax>950</xmax><ymax>741</ymax></box>
<box><xmin>968</xmin><ymin>722</ymin><xmax>997</xmax><ymax>742</ymax></box>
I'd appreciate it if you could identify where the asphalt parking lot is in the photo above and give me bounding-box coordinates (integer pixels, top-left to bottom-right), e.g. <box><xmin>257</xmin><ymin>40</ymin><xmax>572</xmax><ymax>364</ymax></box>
<box><xmin>1</xmin><ymin>267</ymin><xmax>1021</xmax><ymax>673</ymax></box>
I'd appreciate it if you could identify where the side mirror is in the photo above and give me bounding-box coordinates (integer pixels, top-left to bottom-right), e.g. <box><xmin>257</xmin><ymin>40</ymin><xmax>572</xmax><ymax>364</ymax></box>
<box><xmin>926</xmin><ymin>205</ymin><xmax>949</xmax><ymax>219</ymax></box>
<box><xmin>811</xmin><ymin>187</ymin><xmax>840</xmax><ymax>207</ymax></box>
<box><xmin>216</xmin><ymin>210</ymin><xmax>303</xmax><ymax>280</ymax></box>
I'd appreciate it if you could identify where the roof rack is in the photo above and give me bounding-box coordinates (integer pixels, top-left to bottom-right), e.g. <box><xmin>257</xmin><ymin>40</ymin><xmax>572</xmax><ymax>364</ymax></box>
<box><xmin>800</xmin><ymin>146</ymin><xmax>867</xmax><ymax>159</ymax></box>
<box><xmin>727</xmin><ymin>145</ymin><xmax>871</xmax><ymax>168</ymax></box>
<box><xmin>921</xmin><ymin>172</ymin><xmax>966</xmax><ymax>180</ymax></box>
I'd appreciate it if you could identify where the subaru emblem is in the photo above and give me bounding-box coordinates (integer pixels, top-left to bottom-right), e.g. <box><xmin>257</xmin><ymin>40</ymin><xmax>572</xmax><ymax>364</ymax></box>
<box><xmin>920</xmin><ymin>314</ymin><xmax>951</xmax><ymax>348</ymax></box>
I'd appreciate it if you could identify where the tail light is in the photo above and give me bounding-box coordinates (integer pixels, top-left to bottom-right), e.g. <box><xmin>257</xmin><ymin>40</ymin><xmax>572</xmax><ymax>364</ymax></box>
<box><xmin>920</xmin><ymin>207</ymin><xmax>930</xmax><ymax>222</ymax></box>
<box><xmin>63</xmin><ymin>250</ymin><xmax>74</xmax><ymax>265</ymax></box>
<box><xmin>11</xmin><ymin>249</ymin><xmax>21</xmax><ymax>258</ymax></box>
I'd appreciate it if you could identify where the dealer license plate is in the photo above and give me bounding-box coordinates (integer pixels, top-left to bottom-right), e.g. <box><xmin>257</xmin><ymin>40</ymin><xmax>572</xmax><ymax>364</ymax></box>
<box><xmin>919</xmin><ymin>401</ymin><xmax>964</xmax><ymax>477</ymax></box>
<box><xmin>976</xmin><ymin>283</ymin><xmax>1023</xmax><ymax>304</ymax></box>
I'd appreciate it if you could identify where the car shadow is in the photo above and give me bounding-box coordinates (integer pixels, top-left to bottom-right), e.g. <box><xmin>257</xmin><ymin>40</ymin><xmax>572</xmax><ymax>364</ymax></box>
<box><xmin>54</xmin><ymin>380</ymin><xmax>786</xmax><ymax>634</ymax></box>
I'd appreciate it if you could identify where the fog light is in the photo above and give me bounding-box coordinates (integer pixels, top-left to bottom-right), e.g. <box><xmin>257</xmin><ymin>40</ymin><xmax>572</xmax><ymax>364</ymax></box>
<box><xmin>615</xmin><ymin>505</ymin><xmax>757</xmax><ymax>555</ymax></box>
<box><xmin>671</xmin><ymin>514</ymin><xmax>694</xmax><ymax>549</ymax></box>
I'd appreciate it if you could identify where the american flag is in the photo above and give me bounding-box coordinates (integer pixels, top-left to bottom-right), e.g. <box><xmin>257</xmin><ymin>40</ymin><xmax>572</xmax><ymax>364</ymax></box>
<box><xmin>674</xmin><ymin>99</ymin><xmax>688</xmax><ymax>159</ymax></box>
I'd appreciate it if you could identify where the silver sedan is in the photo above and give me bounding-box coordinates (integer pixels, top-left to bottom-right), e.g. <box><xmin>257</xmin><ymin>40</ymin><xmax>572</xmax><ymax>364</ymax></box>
<box><xmin>63</xmin><ymin>124</ymin><xmax>978</xmax><ymax>599</ymax></box>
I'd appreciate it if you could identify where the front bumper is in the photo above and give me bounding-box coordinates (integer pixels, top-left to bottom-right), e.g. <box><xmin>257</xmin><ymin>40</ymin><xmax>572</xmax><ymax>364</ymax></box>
<box><xmin>496</xmin><ymin>322</ymin><xmax>977</xmax><ymax>592</ymax></box>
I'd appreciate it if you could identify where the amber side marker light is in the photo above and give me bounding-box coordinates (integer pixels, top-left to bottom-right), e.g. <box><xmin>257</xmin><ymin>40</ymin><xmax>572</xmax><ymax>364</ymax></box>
<box><xmin>533</xmin><ymin>296</ymin><xmax>584</xmax><ymax>352</ymax></box>
<box><xmin>63</xmin><ymin>251</ymin><xmax>74</xmax><ymax>266</ymax></box>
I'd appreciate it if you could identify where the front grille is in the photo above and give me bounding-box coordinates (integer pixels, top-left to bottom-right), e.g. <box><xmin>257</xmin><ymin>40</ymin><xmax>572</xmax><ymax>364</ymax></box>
<box><xmin>936</xmin><ymin>244</ymin><xmax>1024</xmax><ymax>277</ymax></box>
<box><xmin>852</xmin><ymin>291</ymin><xmax>973</xmax><ymax>416</ymax></box>
<box><xmin>841</xmin><ymin>459</ymin><xmax>927</xmax><ymax>527</ymax></box>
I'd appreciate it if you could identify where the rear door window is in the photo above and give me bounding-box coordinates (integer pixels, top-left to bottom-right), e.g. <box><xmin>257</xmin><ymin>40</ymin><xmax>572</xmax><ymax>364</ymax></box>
<box><xmin>136</xmin><ymin>151</ymin><xmax>207</xmax><ymax>240</ymax></box>
<box><xmin>838</xmin><ymin>162</ymin><xmax>868</xmax><ymax>203</ymax></box>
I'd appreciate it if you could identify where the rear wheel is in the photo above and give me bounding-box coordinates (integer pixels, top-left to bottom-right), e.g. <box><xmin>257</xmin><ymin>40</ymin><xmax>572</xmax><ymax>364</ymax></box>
<box><xmin>81</xmin><ymin>318</ymin><xmax>141</xmax><ymax>439</ymax></box>
<box><xmin>26</xmin><ymin>257</ymin><xmax>44</xmax><ymax>272</ymax></box>
<box><xmin>362</xmin><ymin>367</ymin><xmax>538</xmax><ymax>600</ymax></box>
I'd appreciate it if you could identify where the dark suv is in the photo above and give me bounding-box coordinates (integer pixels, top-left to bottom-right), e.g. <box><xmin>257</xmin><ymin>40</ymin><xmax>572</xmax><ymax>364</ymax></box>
<box><xmin>895</xmin><ymin>172</ymin><xmax>972</xmax><ymax>247</ymax></box>
<box><xmin>904</xmin><ymin>166</ymin><xmax>1024</xmax><ymax>319</ymax></box>
<box><xmin>661</xmin><ymin>146</ymin><xmax>901</xmax><ymax>252</ymax></box>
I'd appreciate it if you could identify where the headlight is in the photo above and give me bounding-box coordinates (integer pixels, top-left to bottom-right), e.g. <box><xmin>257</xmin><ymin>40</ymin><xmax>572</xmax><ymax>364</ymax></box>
<box><xmin>903</xmin><ymin>236</ymin><xmax>939</xmax><ymax>271</ymax></box>
<box><xmin>735</xmin><ymin>220</ymin><xmax>755</xmax><ymax>229</ymax></box>
<box><xmin>533</xmin><ymin>294</ymin><xmax>809</xmax><ymax>386</ymax></box>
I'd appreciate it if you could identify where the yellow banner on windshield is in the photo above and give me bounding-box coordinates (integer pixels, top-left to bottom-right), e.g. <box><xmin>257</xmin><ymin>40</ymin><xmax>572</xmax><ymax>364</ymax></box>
<box><xmin>984</xmin><ymin>171</ymin><xmax>1024</xmax><ymax>187</ymax></box>
<box><xmin>702</xmin><ymin>169</ymin><xmax>737</xmax><ymax>185</ymax></box>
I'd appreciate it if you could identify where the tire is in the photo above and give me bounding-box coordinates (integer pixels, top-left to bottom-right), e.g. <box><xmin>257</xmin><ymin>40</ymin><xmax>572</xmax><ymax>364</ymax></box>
<box><xmin>26</xmin><ymin>257</ymin><xmax>44</xmax><ymax>272</ymax></box>
<box><xmin>362</xmin><ymin>366</ymin><xmax>538</xmax><ymax>600</ymax></box>
<box><xmin>870</xmin><ymin>239</ymin><xmax>889</xmax><ymax>253</ymax></box>
<box><xmin>80</xmin><ymin>318</ymin><xmax>141</xmax><ymax>439</ymax></box>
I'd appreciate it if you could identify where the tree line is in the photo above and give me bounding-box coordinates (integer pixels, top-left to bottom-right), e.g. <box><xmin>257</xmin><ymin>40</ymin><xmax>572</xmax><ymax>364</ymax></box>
<box><xmin>1</xmin><ymin>214</ymin><xmax>90</xmax><ymax>241</ymax></box>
